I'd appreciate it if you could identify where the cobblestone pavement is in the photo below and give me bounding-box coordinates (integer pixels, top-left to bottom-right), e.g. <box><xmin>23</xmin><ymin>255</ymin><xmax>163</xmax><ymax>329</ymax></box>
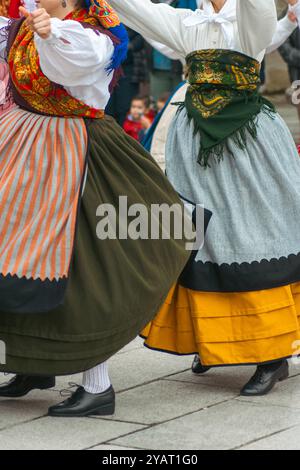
<box><xmin>0</xmin><ymin>95</ymin><xmax>300</xmax><ymax>450</ymax></box>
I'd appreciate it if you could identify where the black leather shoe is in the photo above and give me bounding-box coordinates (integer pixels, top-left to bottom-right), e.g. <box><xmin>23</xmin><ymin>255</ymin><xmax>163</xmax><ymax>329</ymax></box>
<box><xmin>0</xmin><ymin>375</ymin><xmax>55</xmax><ymax>398</ymax></box>
<box><xmin>48</xmin><ymin>385</ymin><xmax>115</xmax><ymax>417</ymax></box>
<box><xmin>192</xmin><ymin>355</ymin><xmax>211</xmax><ymax>374</ymax></box>
<box><xmin>240</xmin><ymin>360</ymin><xmax>289</xmax><ymax>396</ymax></box>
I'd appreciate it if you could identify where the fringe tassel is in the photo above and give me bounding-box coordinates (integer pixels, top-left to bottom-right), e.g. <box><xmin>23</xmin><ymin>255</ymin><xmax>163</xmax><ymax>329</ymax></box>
<box><xmin>105</xmin><ymin>23</ymin><xmax>128</xmax><ymax>73</ymax></box>
<box><xmin>173</xmin><ymin>101</ymin><xmax>276</xmax><ymax>169</ymax></box>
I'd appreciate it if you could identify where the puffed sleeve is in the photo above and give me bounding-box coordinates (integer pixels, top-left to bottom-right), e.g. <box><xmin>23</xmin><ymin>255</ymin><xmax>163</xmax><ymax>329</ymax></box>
<box><xmin>0</xmin><ymin>17</ymin><xmax>10</xmax><ymax>62</ymax></box>
<box><xmin>109</xmin><ymin>0</ymin><xmax>190</xmax><ymax>56</ymax></box>
<box><xmin>34</xmin><ymin>18</ymin><xmax>114</xmax><ymax>87</ymax></box>
<box><xmin>237</xmin><ymin>0</ymin><xmax>277</xmax><ymax>58</ymax></box>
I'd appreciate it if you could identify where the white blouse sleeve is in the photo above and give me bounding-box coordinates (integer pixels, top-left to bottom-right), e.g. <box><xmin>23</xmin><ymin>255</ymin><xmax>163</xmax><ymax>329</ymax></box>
<box><xmin>34</xmin><ymin>18</ymin><xmax>114</xmax><ymax>87</ymax></box>
<box><xmin>237</xmin><ymin>0</ymin><xmax>277</xmax><ymax>58</ymax></box>
<box><xmin>266</xmin><ymin>15</ymin><xmax>297</xmax><ymax>55</ymax></box>
<box><xmin>0</xmin><ymin>17</ymin><xmax>9</xmax><ymax>62</ymax></box>
<box><xmin>109</xmin><ymin>0</ymin><xmax>189</xmax><ymax>56</ymax></box>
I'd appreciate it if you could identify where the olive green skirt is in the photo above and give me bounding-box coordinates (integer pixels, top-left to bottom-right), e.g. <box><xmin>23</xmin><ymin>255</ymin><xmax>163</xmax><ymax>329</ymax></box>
<box><xmin>0</xmin><ymin>116</ymin><xmax>189</xmax><ymax>375</ymax></box>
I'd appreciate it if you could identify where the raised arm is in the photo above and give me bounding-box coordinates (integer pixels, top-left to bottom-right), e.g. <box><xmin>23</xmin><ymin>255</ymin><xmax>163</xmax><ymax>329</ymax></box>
<box><xmin>34</xmin><ymin>18</ymin><xmax>114</xmax><ymax>87</ymax></box>
<box><xmin>237</xmin><ymin>0</ymin><xmax>277</xmax><ymax>58</ymax></box>
<box><xmin>109</xmin><ymin>0</ymin><xmax>189</xmax><ymax>56</ymax></box>
<box><xmin>266</xmin><ymin>14</ymin><xmax>297</xmax><ymax>55</ymax></box>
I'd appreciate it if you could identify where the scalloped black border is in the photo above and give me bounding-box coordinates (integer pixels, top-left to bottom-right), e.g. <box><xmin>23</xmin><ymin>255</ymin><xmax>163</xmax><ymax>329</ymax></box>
<box><xmin>179</xmin><ymin>252</ymin><xmax>300</xmax><ymax>292</ymax></box>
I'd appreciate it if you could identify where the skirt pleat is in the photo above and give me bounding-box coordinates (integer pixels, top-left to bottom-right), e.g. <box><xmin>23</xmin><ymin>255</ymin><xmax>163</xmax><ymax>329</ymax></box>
<box><xmin>142</xmin><ymin>282</ymin><xmax>300</xmax><ymax>366</ymax></box>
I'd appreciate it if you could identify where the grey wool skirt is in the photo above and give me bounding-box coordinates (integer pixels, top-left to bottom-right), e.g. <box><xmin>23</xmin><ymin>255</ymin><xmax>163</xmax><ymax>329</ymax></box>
<box><xmin>167</xmin><ymin>107</ymin><xmax>300</xmax><ymax>293</ymax></box>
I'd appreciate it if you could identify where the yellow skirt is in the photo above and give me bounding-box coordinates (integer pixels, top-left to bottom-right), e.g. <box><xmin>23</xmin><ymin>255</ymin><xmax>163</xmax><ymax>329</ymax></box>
<box><xmin>141</xmin><ymin>283</ymin><xmax>300</xmax><ymax>366</ymax></box>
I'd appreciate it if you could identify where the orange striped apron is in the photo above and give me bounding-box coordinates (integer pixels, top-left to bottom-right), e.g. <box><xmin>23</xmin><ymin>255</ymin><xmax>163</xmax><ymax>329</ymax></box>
<box><xmin>0</xmin><ymin>107</ymin><xmax>87</xmax><ymax>312</ymax></box>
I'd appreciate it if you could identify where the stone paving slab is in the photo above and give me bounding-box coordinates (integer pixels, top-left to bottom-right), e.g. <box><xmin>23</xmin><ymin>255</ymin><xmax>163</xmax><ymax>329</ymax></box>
<box><xmin>239</xmin><ymin>425</ymin><xmax>300</xmax><ymax>450</ymax></box>
<box><xmin>90</xmin><ymin>444</ymin><xmax>140</xmax><ymax>450</ymax></box>
<box><xmin>111</xmin><ymin>400</ymin><xmax>300</xmax><ymax>450</ymax></box>
<box><xmin>163</xmin><ymin>365</ymin><xmax>256</xmax><ymax>393</ymax></box>
<box><xmin>117</xmin><ymin>337</ymin><xmax>144</xmax><ymax>355</ymax></box>
<box><xmin>0</xmin><ymin>416</ymin><xmax>145</xmax><ymax>450</ymax></box>
<box><xmin>164</xmin><ymin>360</ymin><xmax>300</xmax><ymax>393</ymax></box>
<box><xmin>100</xmin><ymin>379</ymin><xmax>237</xmax><ymax>425</ymax></box>
<box><xmin>0</xmin><ymin>389</ymin><xmax>58</xmax><ymax>430</ymax></box>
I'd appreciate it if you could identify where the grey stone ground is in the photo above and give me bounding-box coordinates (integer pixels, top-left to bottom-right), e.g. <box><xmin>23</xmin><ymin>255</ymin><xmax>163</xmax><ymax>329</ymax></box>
<box><xmin>0</xmin><ymin>95</ymin><xmax>300</xmax><ymax>450</ymax></box>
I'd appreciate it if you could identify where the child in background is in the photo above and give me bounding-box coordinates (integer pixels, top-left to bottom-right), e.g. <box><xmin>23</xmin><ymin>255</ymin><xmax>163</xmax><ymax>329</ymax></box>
<box><xmin>123</xmin><ymin>96</ymin><xmax>153</xmax><ymax>141</ymax></box>
<box><xmin>156</xmin><ymin>92</ymin><xmax>170</xmax><ymax>113</ymax></box>
<box><xmin>143</xmin><ymin>95</ymin><xmax>156</xmax><ymax>122</ymax></box>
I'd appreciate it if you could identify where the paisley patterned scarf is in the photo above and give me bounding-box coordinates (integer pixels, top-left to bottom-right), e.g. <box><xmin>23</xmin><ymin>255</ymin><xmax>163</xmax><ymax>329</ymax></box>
<box><xmin>179</xmin><ymin>49</ymin><xmax>275</xmax><ymax>168</ymax></box>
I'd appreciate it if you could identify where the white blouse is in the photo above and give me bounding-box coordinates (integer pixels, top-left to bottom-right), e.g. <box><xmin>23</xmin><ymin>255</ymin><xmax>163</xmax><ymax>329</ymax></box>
<box><xmin>0</xmin><ymin>17</ymin><xmax>114</xmax><ymax>109</ymax></box>
<box><xmin>109</xmin><ymin>0</ymin><xmax>277</xmax><ymax>63</ymax></box>
<box><xmin>149</xmin><ymin>11</ymin><xmax>300</xmax><ymax>61</ymax></box>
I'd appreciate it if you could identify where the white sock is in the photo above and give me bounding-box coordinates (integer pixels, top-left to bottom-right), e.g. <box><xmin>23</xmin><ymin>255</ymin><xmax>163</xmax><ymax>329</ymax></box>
<box><xmin>82</xmin><ymin>361</ymin><xmax>111</xmax><ymax>394</ymax></box>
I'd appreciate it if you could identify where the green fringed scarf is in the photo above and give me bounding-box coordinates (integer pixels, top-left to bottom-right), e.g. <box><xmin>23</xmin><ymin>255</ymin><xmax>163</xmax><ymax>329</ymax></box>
<box><xmin>177</xmin><ymin>49</ymin><xmax>276</xmax><ymax>168</ymax></box>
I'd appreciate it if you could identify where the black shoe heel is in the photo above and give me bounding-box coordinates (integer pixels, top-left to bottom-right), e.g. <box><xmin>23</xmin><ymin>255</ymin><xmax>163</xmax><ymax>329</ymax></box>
<box><xmin>39</xmin><ymin>378</ymin><xmax>55</xmax><ymax>390</ymax></box>
<box><xmin>191</xmin><ymin>355</ymin><xmax>211</xmax><ymax>375</ymax></box>
<box><xmin>240</xmin><ymin>360</ymin><xmax>289</xmax><ymax>396</ymax></box>
<box><xmin>279</xmin><ymin>371</ymin><xmax>289</xmax><ymax>382</ymax></box>
<box><xmin>48</xmin><ymin>385</ymin><xmax>116</xmax><ymax>417</ymax></box>
<box><xmin>94</xmin><ymin>403</ymin><xmax>115</xmax><ymax>416</ymax></box>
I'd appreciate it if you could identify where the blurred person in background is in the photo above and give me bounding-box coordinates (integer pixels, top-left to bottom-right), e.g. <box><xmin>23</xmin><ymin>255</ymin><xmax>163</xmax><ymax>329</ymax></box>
<box><xmin>278</xmin><ymin>0</ymin><xmax>300</xmax><ymax>123</ymax></box>
<box><xmin>123</xmin><ymin>95</ymin><xmax>153</xmax><ymax>141</ymax></box>
<box><xmin>146</xmin><ymin>0</ymin><xmax>198</xmax><ymax>101</ymax></box>
<box><xmin>106</xmin><ymin>27</ymin><xmax>147</xmax><ymax>125</ymax></box>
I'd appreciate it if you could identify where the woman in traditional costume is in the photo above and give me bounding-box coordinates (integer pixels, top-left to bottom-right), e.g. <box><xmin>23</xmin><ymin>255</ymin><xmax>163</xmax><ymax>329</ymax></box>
<box><xmin>0</xmin><ymin>0</ymin><xmax>190</xmax><ymax>416</ymax></box>
<box><xmin>109</xmin><ymin>0</ymin><xmax>300</xmax><ymax>396</ymax></box>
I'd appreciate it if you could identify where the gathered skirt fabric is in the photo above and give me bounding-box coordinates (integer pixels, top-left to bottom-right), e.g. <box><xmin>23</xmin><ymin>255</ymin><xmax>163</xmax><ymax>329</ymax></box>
<box><xmin>142</xmin><ymin>107</ymin><xmax>300</xmax><ymax>365</ymax></box>
<box><xmin>0</xmin><ymin>113</ymin><xmax>190</xmax><ymax>375</ymax></box>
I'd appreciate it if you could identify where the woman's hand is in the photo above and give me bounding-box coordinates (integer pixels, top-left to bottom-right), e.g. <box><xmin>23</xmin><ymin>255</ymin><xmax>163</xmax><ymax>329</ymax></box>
<box><xmin>288</xmin><ymin>11</ymin><xmax>297</xmax><ymax>21</ymax></box>
<box><xmin>288</xmin><ymin>0</ymin><xmax>299</xmax><ymax>22</ymax></box>
<box><xmin>19</xmin><ymin>7</ymin><xmax>51</xmax><ymax>39</ymax></box>
<box><xmin>140</xmin><ymin>116</ymin><xmax>152</xmax><ymax>130</ymax></box>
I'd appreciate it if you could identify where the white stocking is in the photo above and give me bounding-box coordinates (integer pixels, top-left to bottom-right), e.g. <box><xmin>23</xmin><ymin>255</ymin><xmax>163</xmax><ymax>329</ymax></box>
<box><xmin>82</xmin><ymin>361</ymin><xmax>111</xmax><ymax>394</ymax></box>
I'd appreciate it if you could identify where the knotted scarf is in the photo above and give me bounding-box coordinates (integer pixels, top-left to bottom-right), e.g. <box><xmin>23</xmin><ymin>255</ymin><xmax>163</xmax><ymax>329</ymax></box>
<box><xmin>178</xmin><ymin>49</ymin><xmax>275</xmax><ymax>168</ymax></box>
